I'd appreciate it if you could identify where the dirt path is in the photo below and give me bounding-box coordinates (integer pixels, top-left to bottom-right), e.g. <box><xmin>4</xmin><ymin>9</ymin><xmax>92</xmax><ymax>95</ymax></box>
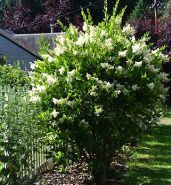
<box><xmin>160</xmin><ymin>118</ymin><xmax>171</xmax><ymax>125</ymax></box>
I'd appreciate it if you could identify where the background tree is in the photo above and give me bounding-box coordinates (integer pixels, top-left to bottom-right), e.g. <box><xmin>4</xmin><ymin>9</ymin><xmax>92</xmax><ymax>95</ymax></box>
<box><xmin>0</xmin><ymin>0</ymin><xmax>153</xmax><ymax>33</ymax></box>
<box><xmin>4</xmin><ymin>0</ymin><xmax>71</xmax><ymax>33</ymax></box>
<box><xmin>16</xmin><ymin>0</ymin><xmax>44</xmax><ymax>14</ymax></box>
<box><xmin>129</xmin><ymin>0</ymin><xmax>148</xmax><ymax>20</ymax></box>
<box><xmin>0</xmin><ymin>0</ymin><xmax>163</xmax><ymax>34</ymax></box>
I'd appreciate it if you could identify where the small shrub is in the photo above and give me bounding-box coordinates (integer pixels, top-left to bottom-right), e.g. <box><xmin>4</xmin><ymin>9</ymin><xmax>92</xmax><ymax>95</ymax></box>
<box><xmin>0</xmin><ymin>86</ymin><xmax>44</xmax><ymax>185</ymax></box>
<box><xmin>129</xmin><ymin>19</ymin><xmax>154</xmax><ymax>40</ymax></box>
<box><xmin>0</xmin><ymin>63</ymin><xmax>30</xmax><ymax>86</ymax></box>
<box><xmin>158</xmin><ymin>15</ymin><xmax>171</xmax><ymax>51</ymax></box>
<box><xmin>30</xmin><ymin>0</ymin><xmax>168</xmax><ymax>184</ymax></box>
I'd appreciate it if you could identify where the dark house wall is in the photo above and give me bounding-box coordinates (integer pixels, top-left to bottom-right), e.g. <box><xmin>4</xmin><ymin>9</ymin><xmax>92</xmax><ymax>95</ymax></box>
<box><xmin>0</xmin><ymin>34</ymin><xmax>40</xmax><ymax>70</ymax></box>
<box><xmin>0</xmin><ymin>29</ymin><xmax>62</xmax><ymax>70</ymax></box>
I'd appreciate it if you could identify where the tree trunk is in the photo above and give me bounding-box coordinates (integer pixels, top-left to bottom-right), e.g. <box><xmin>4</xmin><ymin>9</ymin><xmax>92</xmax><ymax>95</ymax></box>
<box><xmin>91</xmin><ymin>159</ymin><xmax>110</xmax><ymax>185</ymax></box>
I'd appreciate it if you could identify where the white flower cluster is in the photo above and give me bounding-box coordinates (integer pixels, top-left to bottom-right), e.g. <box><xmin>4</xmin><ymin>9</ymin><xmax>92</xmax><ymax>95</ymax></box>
<box><xmin>76</xmin><ymin>34</ymin><xmax>86</xmax><ymax>46</ymax></box>
<box><xmin>132</xmin><ymin>43</ymin><xmax>141</xmax><ymax>54</ymax></box>
<box><xmin>86</xmin><ymin>73</ymin><xmax>114</xmax><ymax>92</ymax></box>
<box><xmin>132</xmin><ymin>41</ymin><xmax>147</xmax><ymax>55</ymax></box>
<box><xmin>30</xmin><ymin>95</ymin><xmax>40</xmax><ymax>103</ymax></box>
<box><xmin>32</xmin><ymin>85</ymin><xmax>45</xmax><ymax>93</ymax></box>
<box><xmin>151</xmin><ymin>48</ymin><xmax>168</xmax><ymax>60</ymax></box>
<box><xmin>116</xmin><ymin>66</ymin><xmax>123</xmax><ymax>73</ymax></box>
<box><xmin>119</xmin><ymin>50</ymin><xmax>127</xmax><ymax>58</ymax></box>
<box><xmin>122</xmin><ymin>24</ymin><xmax>135</xmax><ymax>35</ymax></box>
<box><xmin>53</xmin><ymin>98</ymin><xmax>67</xmax><ymax>105</ymax></box>
<box><xmin>83</xmin><ymin>22</ymin><xmax>88</xmax><ymax>32</ymax></box>
<box><xmin>66</xmin><ymin>100</ymin><xmax>75</xmax><ymax>108</ymax></box>
<box><xmin>159</xmin><ymin>94</ymin><xmax>166</xmax><ymax>101</ymax></box>
<box><xmin>47</xmin><ymin>76</ymin><xmax>56</xmax><ymax>85</ymax></box>
<box><xmin>94</xmin><ymin>105</ymin><xmax>103</xmax><ymax>116</ymax></box>
<box><xmin>147</xmin><ymin>64</ymin><xmax>159</xmax><ymax>73</ymax></box>
<box><xmin>66</xmin><ymin>69</ymin><xmax>76</xmax><ymax>82</ymax></box>
<box><xmin>51</xmin><ymin>110</ymin><xmax>59</xmax><ymax>118</ymax></box>
<box><xmin>132</xmin><ymin>84</ymin><xmax>140</xmax><ymax>91</ymax></box>
<box><xmin>90</xmin><ymin>85</ymin><xmax>98</xmax><ymax>96</ymax></box>
<box><xmin>53</xmin><ymin>97</ymin><xmax>75</xmax><ymax>108</ymax></box>
<box><xmin>126</xmin><ymin>60</ymin><xmax>133</xmax><ymax>65</ymax></box>
<box><xmin>42</xmin><ymin>54</ymin><xmax>55</xmax><ymax>63</ymax></box>
<box><xmin>105</xmin><ymin>38</ymin><xmax>113</xmax><ymax>50</ymax></box>
<box><xmin>116</xmin><ymin>84</ymin><xmax>129</xmax><ymax>96</ymax></box>
<box><xmin>75</xmin><ymin>25</ymin><xmax>98</xmax><ymax>46</ymax></box>
<box><xmin>158</xmin><ymin>72</ymin><xmax>169</xmax><ymax>82</ymax></box>
<box><xmin>59</xmin><ymin>66</ymin><xmax>65</xmax><ymax>75</ymax></box>
<box><xmin>4</xmin><ymin>93</ymin><xmax>8</xmax><ymax>101</ymax></box>
<box><xmin>147</xmin><ymin>82</ymin><xmax>155</xmax><ymax>90</ymax></box>
<box><xmin>101</xmin><ymin>29</ymin><xmax>108</xmax><ymax>37</ymax></box>
<box><xmin>54</xmin><ymin>45</ymin><xmax>65</xmax><ymax>56</ymax></box>
<box><xmin>75</xmin><ymin>24</ymin><xmax>114</xmax><ymax>51</ymax></box>
<box><xmin>29</xmin><ymin>91</ymin><xmax>41</xmax><ymax>103</ymax></box>
<box><xmin>100</xmin><ymin>63</ymin><xmax>114</xmax><ymax>70</ymax></box>
<box><xmin>138</xmin><ymin>121</ymin><xmax>147</xmax><ymax>130</ymax></box>
<box><xmin>67</xmin><ymin>69</ymin><xmax>76</xmax><ymax>77</ymax></box>
<box><xmin>57</xmin><ymin>34</ymin><xmax>66</xmax><ymax>45</ymax></box>
<box><xmin>115</xmin><ymin>90</ymin><xmax>122</xmax><ymax>97</ymax></box>
<box><xmin>29</xmin><ymin>62</ymin><xmax>36</xmax><ymax>70</ymax></box>
<box><xmin>43</xmin><ymin>73</ymin><xmax>57</xmax><ymax>85</ymax></box>
<box><xmin>80</xmin><ymin>119</ymin><xmax>89</xmax><ymax>124</ymax></box>
<box><xmin>134</xmin><ymin>61</ymin><xmax>142</xmax><ymax>68</ymax></box>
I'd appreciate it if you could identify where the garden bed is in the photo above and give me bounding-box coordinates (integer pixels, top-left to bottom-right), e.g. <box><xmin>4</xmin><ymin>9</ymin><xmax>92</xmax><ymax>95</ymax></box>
<box><xmin>38</xmin><ymin>162</ymin><xmax>90</xmax><ymax>185</ymax></box>
<box><xmin>38</xmin><ymin>155</ymin><xmax>126</xmax><ymax>185</ymax></box>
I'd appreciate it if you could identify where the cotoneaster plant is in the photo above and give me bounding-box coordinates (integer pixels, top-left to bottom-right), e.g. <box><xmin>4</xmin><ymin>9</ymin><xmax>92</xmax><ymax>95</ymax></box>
<box><xmin>30</xmin><ymin>0</ymin><xmax>169</xmax><ymax>184</ymax></box>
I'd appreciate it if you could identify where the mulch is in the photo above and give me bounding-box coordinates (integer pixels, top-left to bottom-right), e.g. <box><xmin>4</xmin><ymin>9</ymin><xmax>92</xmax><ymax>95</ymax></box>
<box><xmin>36</xmin><ymin>160</ymin><xmax>124</xmax><ymax>185</ymax></box>
<box><xmin>37</xmin><ymin>162</ymin><xmax>91</xmax><ymax>185</ymax></box>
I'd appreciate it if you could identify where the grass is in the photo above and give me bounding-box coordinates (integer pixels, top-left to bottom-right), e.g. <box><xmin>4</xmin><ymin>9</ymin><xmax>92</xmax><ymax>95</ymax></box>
<box><xmin>125</xmin><ymin>123</ymin><xmax>171</xmax><ymax>185</ymax></box>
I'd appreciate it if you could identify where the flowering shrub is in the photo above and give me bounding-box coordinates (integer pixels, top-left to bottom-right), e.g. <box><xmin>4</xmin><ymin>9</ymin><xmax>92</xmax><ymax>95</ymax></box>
<box><xmin>30</xmin><ymin>1</ymin><xmax>168</xmax><ymax>184</ymax></box>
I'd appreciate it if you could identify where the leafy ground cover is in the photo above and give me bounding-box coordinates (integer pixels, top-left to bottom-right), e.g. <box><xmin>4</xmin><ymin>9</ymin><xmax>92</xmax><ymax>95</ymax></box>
<box><xmin>125</xmin><ymin>119</ymin><xmax>171</xmax><ymax>185</ymax></box>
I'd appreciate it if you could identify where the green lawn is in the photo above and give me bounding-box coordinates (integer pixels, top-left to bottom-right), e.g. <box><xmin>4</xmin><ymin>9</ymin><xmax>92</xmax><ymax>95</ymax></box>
<box><xmin>125</xmin><ymin>123</ymin><xmax>171</xmax><ymax>185</ymax></box>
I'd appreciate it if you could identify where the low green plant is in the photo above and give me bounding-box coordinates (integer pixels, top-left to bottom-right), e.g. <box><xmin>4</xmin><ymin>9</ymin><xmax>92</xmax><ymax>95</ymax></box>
<box><xmin>30</xmin><ymin>0</ymin><xmax>168</xmax><ymax>184</ymax></box>
<box><xmin>0</xmin><ymin>63</ymin><xmax>30</xmax><ymax>86</ymax></box>
<box><xmin>0</xmin><ymin>86</ymin><xmax>44</xmax><ymax>185</ymax></box>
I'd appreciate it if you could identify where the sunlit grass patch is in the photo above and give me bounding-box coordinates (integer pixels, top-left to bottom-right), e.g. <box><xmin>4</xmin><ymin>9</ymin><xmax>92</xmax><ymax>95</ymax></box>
<box><xmin>125</xmin><ymin>125</ymin><xmax>171</xmax><ymax>185</ymax></box>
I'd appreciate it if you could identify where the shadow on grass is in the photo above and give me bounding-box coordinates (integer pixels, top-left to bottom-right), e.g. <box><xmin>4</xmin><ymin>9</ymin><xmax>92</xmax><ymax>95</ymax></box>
<box><xmin>125</xmin><ymin>125</ymin><xmax>171</xmax><ymax>185</ymax></box>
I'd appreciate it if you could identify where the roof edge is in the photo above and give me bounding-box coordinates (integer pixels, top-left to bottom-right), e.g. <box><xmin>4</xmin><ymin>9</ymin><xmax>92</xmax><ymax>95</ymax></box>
<box><xmin>0</xmin><ymin>31</ymin><xmax>42</xmax><ymax>60</ymax></box>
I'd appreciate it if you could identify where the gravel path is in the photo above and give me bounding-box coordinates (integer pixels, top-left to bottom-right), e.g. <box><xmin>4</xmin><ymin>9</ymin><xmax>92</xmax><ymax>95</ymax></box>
<box><xmin>160</xmin><ymin>118</ymin><xmax>171</xmax><ymax>125</ymax></box>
